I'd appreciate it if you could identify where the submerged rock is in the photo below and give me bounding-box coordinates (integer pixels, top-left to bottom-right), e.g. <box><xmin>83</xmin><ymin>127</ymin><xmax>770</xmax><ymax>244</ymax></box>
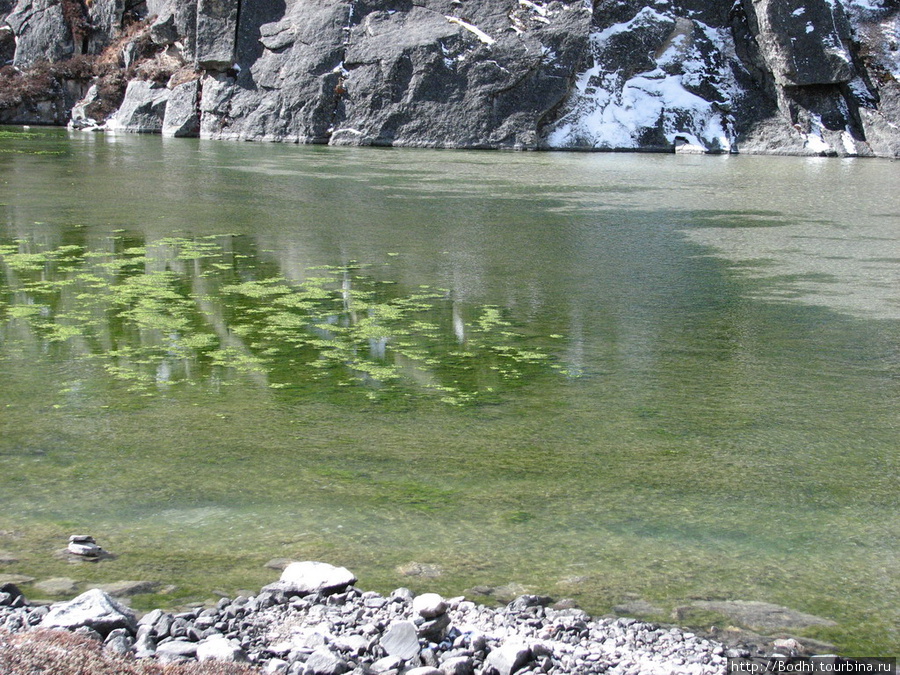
<box><xmin>34</xmin><ymin>577</ymin><xmax>79</xmax><ymax>596</ymax></box>
<box><xmin>686</xmin><ymin>600</ymin><xmax>838</xmax><ymax>631</ymax></box>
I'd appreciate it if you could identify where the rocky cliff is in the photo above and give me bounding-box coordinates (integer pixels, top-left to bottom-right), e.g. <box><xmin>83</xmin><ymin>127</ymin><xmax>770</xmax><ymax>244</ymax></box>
<box><xmin>1</xmin><ymin>0</ymin><xmax>899</xmax><ymax>156</ymax></box>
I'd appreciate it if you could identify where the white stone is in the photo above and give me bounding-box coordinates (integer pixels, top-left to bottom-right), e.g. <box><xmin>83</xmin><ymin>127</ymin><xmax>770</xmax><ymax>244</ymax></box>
<box><xmin>279</xmin><ymin>561</ymin><xmax>357</xmax><ymax>595</ymax></box>
<box><xmin>67</xmin><ymin>541</ymin><xmax>102</xmax><ymax>556</ymax></box>
<box><xmin>413</xmin><ymin>592</ymin><xmax>447</xmax><ymax>618</ymax></box>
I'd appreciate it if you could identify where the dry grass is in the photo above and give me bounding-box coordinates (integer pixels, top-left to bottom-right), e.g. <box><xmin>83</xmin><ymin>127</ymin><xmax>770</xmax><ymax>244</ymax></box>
<box><xmin>0</xmin><ymin>629</ymin><xmax>261</xmax><ymax>675</ymax></box>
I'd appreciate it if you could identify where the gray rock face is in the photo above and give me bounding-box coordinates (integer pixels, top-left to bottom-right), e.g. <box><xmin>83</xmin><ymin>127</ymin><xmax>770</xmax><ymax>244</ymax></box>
<box><xmin>1</xmin><ymin>0</ymin><xmax>898</xmax><ymax>157</ymax></box>
<box><xmin>744</xmin><ymin>0</ymin><xmax>854</xmax><ymax>87</ymax></box>
<box><xmin>7</xmin><ymin>0</ymin><xmax>74</xmax><ymax>67</ymax></box>
<box><xmin>107</xmin><ymin>79</ymin><xmax>171</xmax><ymax>132</ymax></box>
<box><xmin>162</xmin><ymin>79</ymin><xmax>201</xmax><ymax>137</ymax></box>
<box><xmin>39</xmin><ymin>588</ymin><xmax>137</xmax><ymax>635</ymax></box>
<box><xmin>196</xmin><ymin>0</ymin><xmax>238</xmax><ymax>69</ymax></box>
<box><xmin>86</xmin><ymin>0</ymin><xmax>125</xmax><ymax>54</ymax></box>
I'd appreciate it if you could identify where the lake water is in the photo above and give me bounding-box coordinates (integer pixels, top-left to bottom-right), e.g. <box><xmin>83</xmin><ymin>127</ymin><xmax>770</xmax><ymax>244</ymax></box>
<box><xmin>0</xmin><ymin>128</ymin><xmax>897</xmax><ymax>655</ymax></box>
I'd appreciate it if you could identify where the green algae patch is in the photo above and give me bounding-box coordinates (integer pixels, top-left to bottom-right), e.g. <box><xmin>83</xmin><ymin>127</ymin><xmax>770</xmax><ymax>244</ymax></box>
<box><xmin>0</xmin><ymin>235</ymin><xmax>566</xmax><ymax>404</ymax></box>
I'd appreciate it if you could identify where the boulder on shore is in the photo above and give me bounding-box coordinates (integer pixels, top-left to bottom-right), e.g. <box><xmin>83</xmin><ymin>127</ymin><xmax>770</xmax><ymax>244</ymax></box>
<box><xmin>39</xmin><ymin>588</ymin><xmax>137</xmax><ymax>635</ymax></box>
<box><xmin>274</xmin><ymin>561</ymin><xmax>357</xmax><ymax>596</ymax></box>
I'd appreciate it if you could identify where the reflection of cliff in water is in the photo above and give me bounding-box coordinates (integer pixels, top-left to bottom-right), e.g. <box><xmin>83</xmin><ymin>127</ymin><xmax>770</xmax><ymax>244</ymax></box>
<box><xmin>0</xmin><ymin>234</ymin><xmax>566</xmax><ymax>405</ymax></box>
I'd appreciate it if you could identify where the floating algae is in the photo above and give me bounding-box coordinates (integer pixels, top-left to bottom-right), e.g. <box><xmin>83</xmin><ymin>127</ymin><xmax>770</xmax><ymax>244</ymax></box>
<box><xmin>0</xmin><ymin>235</ymin><xmax>567</xmax><ymax>404</ymax></box>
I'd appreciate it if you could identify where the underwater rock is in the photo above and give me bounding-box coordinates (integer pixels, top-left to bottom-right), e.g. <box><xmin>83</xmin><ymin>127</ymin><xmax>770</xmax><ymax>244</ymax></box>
<box><xmin>396</xmin><ymin>561</ymin><xmax>443</xmax><ymax>578</ymax></box>
<box><xmin>34</xmin><ymin>577</ymin><xmax>79</xmax><ymax>596</ymax></box>
<box><xmin>91</xmin><ymin>580</ymin><xmax>162</xmax><ymax>597</ymax></box>
<box><xmin>687</xmin><ymin>600</ymin><xmax>838</xmax><ymax>631</ymax></box>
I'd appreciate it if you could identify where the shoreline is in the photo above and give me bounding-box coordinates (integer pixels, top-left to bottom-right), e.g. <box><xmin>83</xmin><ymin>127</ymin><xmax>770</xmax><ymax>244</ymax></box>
<box><xmin>1</xmin><ymin>560</ymin><xmax>871</xmax><ymax>675</ymax></box>
<box><xmin>1</xmin><ymin>124</ymin><xmax>897</xmax><ymax>160</ymax></box>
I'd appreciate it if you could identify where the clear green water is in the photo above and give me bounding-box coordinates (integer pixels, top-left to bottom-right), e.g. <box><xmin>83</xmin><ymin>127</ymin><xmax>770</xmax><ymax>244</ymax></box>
<box><xmin>0</xmin><ymin>128</ymin><xmax>897</xmax><ymax>654</ymax></box>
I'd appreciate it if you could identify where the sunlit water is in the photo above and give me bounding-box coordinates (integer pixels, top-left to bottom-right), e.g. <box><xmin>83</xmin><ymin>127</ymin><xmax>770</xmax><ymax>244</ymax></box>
<box><xmin>0</xmin><ymin>129</ymin><xmax>897</xmax><ymax>654</ymax></box>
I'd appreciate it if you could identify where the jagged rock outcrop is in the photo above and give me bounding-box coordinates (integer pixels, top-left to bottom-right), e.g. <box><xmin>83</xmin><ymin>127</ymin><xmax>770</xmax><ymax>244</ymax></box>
<box><xmin>6</xmin><ymin>0</ymin><xmax>74</xmax><ymax>67</ymax></box>
<box><xmin>0</xmin><ymin>0</ymin><xmax>898</xmax><ymax>157</ymax></box>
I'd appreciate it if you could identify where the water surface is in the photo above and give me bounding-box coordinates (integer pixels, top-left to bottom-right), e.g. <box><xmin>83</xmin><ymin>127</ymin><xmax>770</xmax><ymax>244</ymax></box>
<box><xmin>0</xmin><ymin>129</ymin><xmax>897</xmax><ymax>654</ymax></box>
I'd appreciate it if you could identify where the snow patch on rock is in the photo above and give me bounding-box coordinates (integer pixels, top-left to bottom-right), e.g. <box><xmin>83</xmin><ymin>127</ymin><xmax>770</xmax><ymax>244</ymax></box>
<box><xmin>544</xmin><ymin>9</ymin><xmax>738</xmax><ymax>153</ymax></box>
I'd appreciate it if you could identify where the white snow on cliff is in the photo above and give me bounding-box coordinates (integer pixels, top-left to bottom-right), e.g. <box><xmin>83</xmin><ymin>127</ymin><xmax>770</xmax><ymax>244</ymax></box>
<box><xmin>545</xmin><ymin>9</ymin><xmax>738</xmax><ymax>152</ymax></box>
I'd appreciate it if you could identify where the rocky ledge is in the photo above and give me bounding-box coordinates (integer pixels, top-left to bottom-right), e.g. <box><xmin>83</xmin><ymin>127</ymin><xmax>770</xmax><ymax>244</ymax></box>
<box><xmin>0</xmin><ymin>560</ymin><xmax>741</xmax><ymax>675</ymax></box>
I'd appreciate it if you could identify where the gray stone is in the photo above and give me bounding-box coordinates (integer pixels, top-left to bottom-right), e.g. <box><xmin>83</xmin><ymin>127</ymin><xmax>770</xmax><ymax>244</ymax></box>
<box><xmin>390</xmin><ymin>587</ymin><xmax>415</xmax><ymax>603</ymax></box>
<box><xmin>162</xmin><ymin>79</ymin><xmax>200</xmax><ymax>137</ymax></box>
<box><xmin>483</xmin><ymin>642</ymin><xmax>532</xmax><ymax>675</ymax></box>
<box><xmin>304</xmin><ymin>646</ymin><xmax>349</xmax><ymax>675</ymax></box>
<box><xmin>406</xmin><ymin>668</ymin><xmax>442</xmax><ymax>675</ymax></box>
<box><xmin>39</xmin><ymin>588</ymin><xmax>137</xmax><ymax>635</ymax></box>
<box><xmin>380</xmin><ymin>620</ymin><xmax>420</xmax><ymax>660</ymax></box>
<box><xmin>34</xmin><ymin>577</ymin><xmax>79</xmax><ymax>596</ymax></box>
<box><xmin>417</xmin><ymin>613</ymin><xmax>451</xmax><ymax>641</ymax></box>
<box><xmin>138</xmin><ymin>607</ymin><xmax>167</xmax><ymax>627</ymax></box>
<box><xmin>412</xmin><ymin>593</ymin><xmax>447</xmax><ymax>619</ymax></box>
<box><xmin>67</xmin><ymin>536</ymin><xmax>103</xmax><ymax>556</ymax></box>
<box><xmin>107</xmin><ymin>80</ymin><xmax>171</xmax><ymax>133</ymax></box>
<box><xmin>104</xmin><ymin>627</ymin><xmax>134</xmax><ymax>656</ymax></box>
<box><xmin>265</xmin><ymin>659</ymin><xmax>291</xmax><ymax>674</ymax></box>
<box><xmin>68</xmin><ymin>84</ymin><xmax>103</xmax><ymax>130</ymax></box>
<box><xmin>440</xmin><ymin>657</ymin><xmax>475</xmax><ymax>675</ymax></box>
<box><xmin>133</xmin><ymin>628</ymin><xmax>157</xmax><ymax>658</ymax></box>
<box><xmin>0</xmin><ymin>582</ymin><xmax>25</xmax><ymax>606</ymax></box>
<box><xmin>151</xmin><ymin>13</ymin><xmax>179</xmax><ymax>46</ymax></box>
<box><xmin>370</xmin><ymin>656</ymin><xmax>403</xmax><ymax>674</ymax></box>
<box><xmin>278</xmin><ymin>561</ymin><xmax>357</xmax><ymax>596</ymax></box>
<box><xmin>196</xmin><ymin>635</ymin><xmax>249</xmax><ymax>662</ymax></box>
<box><xmin>155</xmin><ymin>639</ymin><xmax>198</xmax><ymax>663</ymax></box>
<box><xmin>0</xmin><ymin>552</ymin><xmax>18</xmax><ymax>565</ymax></box>
<box><xmin>689</xmin><ymin>600</ymin><xmax>838</xmax><ymax>631</ymax></box>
